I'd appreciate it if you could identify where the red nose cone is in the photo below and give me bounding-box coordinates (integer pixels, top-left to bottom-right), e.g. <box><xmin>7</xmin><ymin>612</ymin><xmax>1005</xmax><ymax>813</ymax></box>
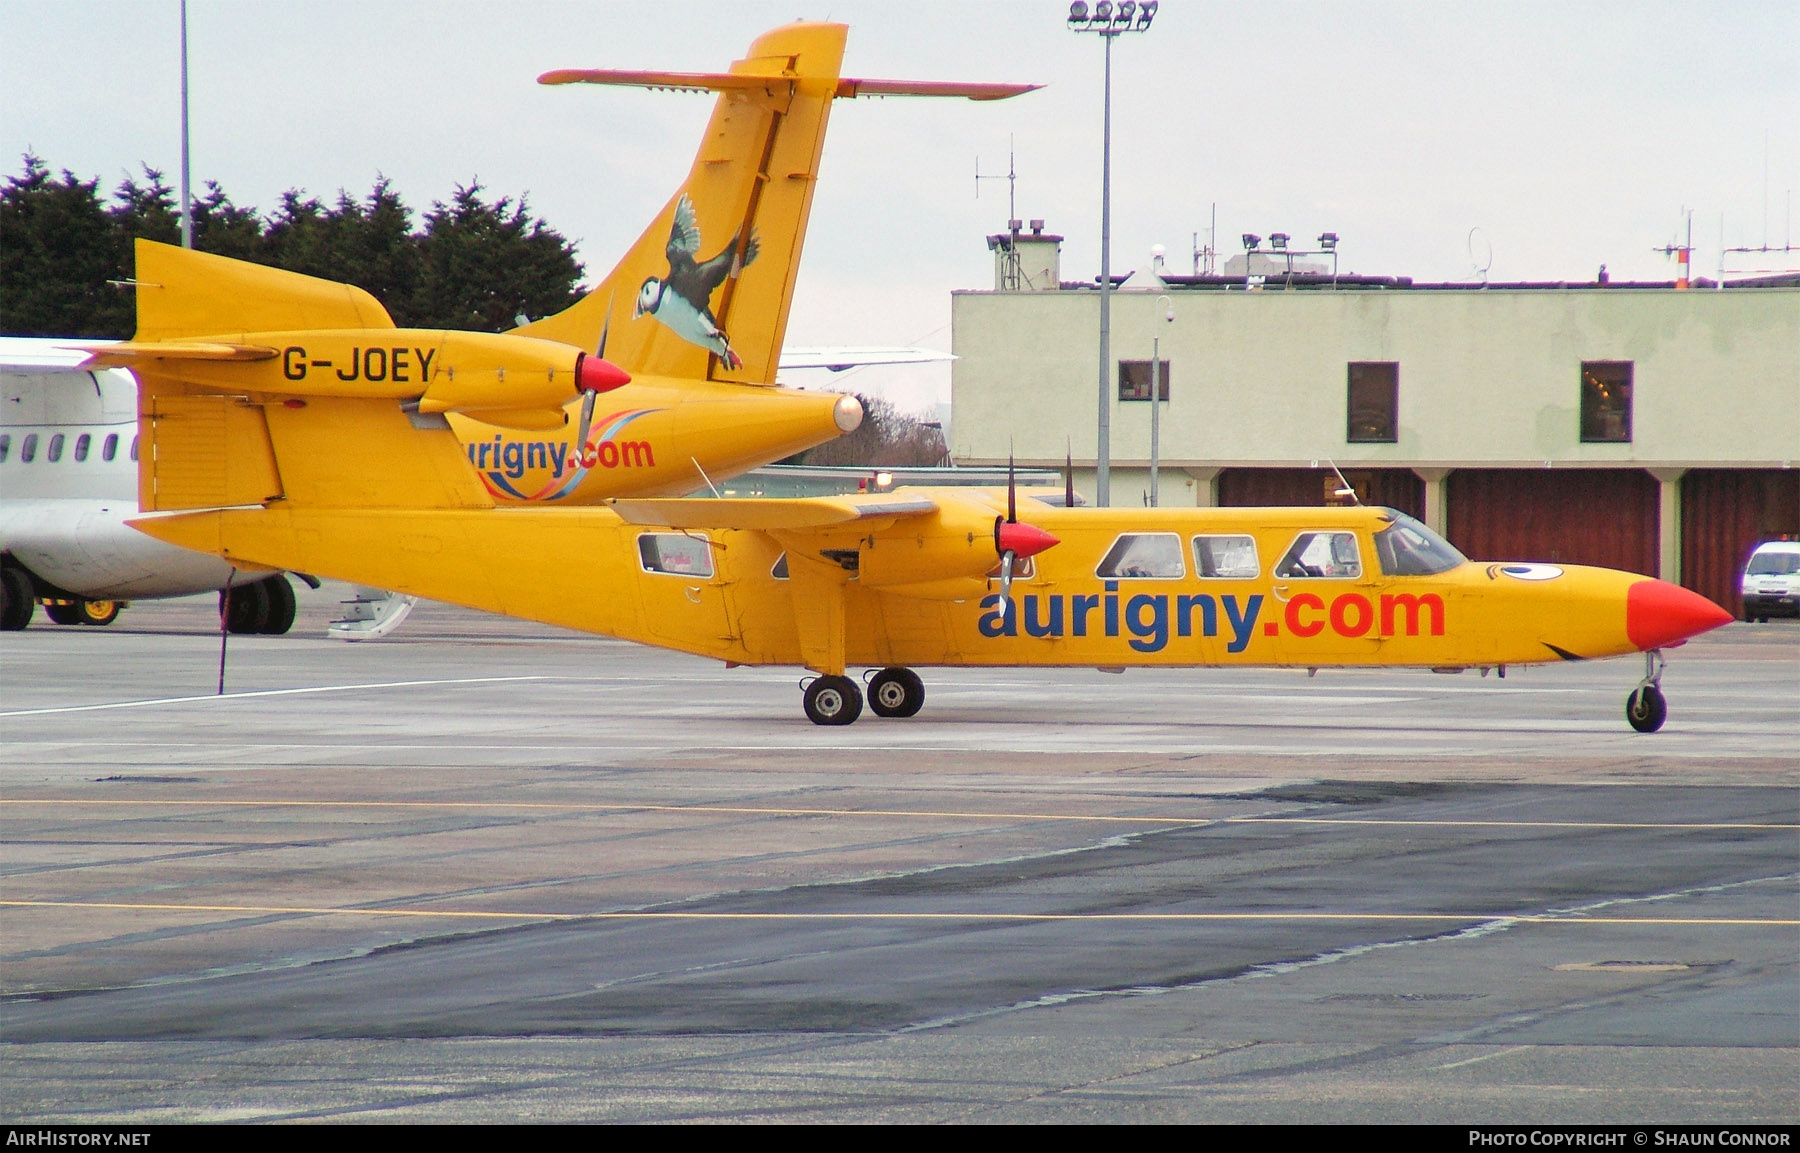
<box><xmin>576</xmin><ymin>353</ymin><xmax>630</xmax><ymax>394</ymax></box>
<box><xmin>1626</xmin><ymin>579</ymin><xmax>1733</xmax><ymax>650</ymax></box>
<box><xmin>996</xmin><ymin>520</ymin><xmax>1060</xmax><ymax>561</ymax></box>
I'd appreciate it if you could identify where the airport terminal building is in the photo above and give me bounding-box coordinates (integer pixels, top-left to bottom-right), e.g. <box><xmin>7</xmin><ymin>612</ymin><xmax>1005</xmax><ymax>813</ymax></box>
<box><xmin>950</xmin><ymin>225</ymin><xmax>1800</xmax><ymax>616</ymax></box>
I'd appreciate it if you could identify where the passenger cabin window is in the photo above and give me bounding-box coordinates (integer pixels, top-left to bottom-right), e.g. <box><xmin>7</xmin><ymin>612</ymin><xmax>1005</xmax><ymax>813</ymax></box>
<box><xmin>1275</xmin><ymin>531</ymin><xmax>1363</xmax><ymax>579</ymax></box>
<box><xmin>1117</xmin><ymin>359</ymin><xmax>1171</xmax><ymax>402</ymax></box>
<box><xmin>0</xmin><ymin>434</ymin><xmax>10</xmax><ymax>462</ymax></box>
<box><xmin>74</xmin><ymin>433</ymin><xmax>90</xmax><ymax>462</ymax></box>
<box><xmin>1580</xmin><ymin>361</ymin><xmax>1632</xmax><ymax>443</ymax></box>
<box><xmin>102</xmin><ymin>433</ymin><xmax>118</xmax><ymax>462</ymax></box>
<box><xmin>1347</xmin><ymin>362</ymin><xmax>1398</xmax><ymax>443</ymax></box>
<box><xmin>637</xmin><ymin>533</ymin><xmax>714</xmax><ymax>577</ymax></box>
<box><xmin>21</xmin><ymin>433</ymin><xmax>38</xmax><ymax>462</ymax></box>
<box><xmin>1193</xmin><ymin>534</ymin><xmax>1260</xmax><ymax>579</ymax></box>
<box><xmin>47</xmin><ymin>433</ymin><xmax>65</xmax><ymax>462</ymax></box>
<box><xmin>129</xmin><ymin>435</ymin><xmax>138</xmax><ymax>462</ymax></box>
<box><xmin>1097</xmin><ymin>533</ymin><xmax>1185</xmax><ymax>579</ymax></box>
<box><xmin>1372</xmin><ymin>510</ymin><xmax>1466</xmax><ymax>576</ymax></box>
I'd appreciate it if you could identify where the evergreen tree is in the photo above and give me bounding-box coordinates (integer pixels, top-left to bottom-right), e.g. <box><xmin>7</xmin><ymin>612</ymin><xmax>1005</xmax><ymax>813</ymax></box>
<box><xmin>413</xmin><ymin>183</ymin><xmax>583</xmax><ymax>332</ymax></box>
<box><xmin>1</xmin><ymin>156</ymin><xmax>586</xmax><ymax>337</ymax></box>
<box><xmin>0</xmin><ymin>156</ymin><xmax>132</xmax><ymax>337</ymax></box>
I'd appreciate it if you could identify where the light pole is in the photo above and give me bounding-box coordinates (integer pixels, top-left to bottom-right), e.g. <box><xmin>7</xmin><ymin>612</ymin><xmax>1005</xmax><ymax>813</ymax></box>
<box><xmin>1150</xmin><ymin>294</ymin><xmax>1172</xmax><ymax>506</ymax></box>
<box><xmin>179</xmin><ymin>0</ymin><xmax>192</xmax><ymax>249</ymax></box>
<box><xmin>1068</xmin><ymin>0</ymin><xmax>1156</xmax><ymax>507</ymax></box>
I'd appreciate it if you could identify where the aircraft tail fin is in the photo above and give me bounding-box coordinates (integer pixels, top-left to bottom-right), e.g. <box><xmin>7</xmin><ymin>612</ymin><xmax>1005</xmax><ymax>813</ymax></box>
<box><xmin>519</xmin><ymin>23</ymin><xmax>1036</xmax><ymax>386</ymax></box>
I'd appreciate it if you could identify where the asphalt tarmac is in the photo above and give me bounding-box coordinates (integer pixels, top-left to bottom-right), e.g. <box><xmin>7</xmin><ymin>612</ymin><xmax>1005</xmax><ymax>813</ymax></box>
<box><xmin>1</xmin><ymin>587</ymin><xmax>1795</xmax><ymax>1123</ymax></box>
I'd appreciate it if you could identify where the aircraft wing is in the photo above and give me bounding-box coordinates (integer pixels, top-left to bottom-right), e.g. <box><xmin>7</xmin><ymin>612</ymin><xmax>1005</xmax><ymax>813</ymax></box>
<box><xmin>778</xmin><ymin>346</ymin><xmax>955</xmax><ymax>372</ymax></box>
<box><xmin>0</xmin><ymin>337</ymin><xmax>117</xmax><ymax>371</ymax></box>
<box><xmin>539</xmin><ymin>70</ymin><xmax>1038</xmax><ymax>102</ymax></box>
<box><xmin>607</xmin><ymin>496</ymin><xmax>937</xmax><ymax>531</ymax></box>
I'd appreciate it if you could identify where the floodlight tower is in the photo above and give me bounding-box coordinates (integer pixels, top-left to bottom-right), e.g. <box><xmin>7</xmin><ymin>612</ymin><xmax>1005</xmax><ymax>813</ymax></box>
<box><xmin>1067</xmin><ymin>0</ymin><xmax>1157</xmax><ymax>507</ymax></box>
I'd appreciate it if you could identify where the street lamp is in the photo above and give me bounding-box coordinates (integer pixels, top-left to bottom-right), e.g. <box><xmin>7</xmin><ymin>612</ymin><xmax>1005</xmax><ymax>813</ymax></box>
<box><xmin>1068</xmin><ymin>0</ymin><xmax>1157</xmax><ymax>507</ymax></box>
<box><xmin>1150</xmin><ymin>294</ymin><xmax>1172</xmax><ymax>506</ymax></box>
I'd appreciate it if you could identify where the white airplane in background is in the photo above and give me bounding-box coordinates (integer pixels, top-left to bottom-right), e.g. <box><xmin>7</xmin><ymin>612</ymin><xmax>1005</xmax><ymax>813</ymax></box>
<box><xmin>0</xmin><ymin>337</ymin><xmax>949</xmax><ymax>635</ymax></box>
<box><xmin>0</xmin><ymin>336</ymin><xmax>305</xmax><ymax>633</ymax></box>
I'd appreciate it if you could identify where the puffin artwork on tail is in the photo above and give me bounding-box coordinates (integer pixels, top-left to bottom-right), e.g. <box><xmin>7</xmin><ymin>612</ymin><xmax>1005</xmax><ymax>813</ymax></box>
<box><xmin>634</xmin><ymin>194</ymin><xmax>759</xmax><ymax>369</ymax></box>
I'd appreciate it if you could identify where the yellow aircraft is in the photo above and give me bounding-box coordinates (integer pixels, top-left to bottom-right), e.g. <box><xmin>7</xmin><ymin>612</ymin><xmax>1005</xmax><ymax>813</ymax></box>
<box><xmin>93</xmin><ymin>25</ymin><xmax>1734</xmax><ymax>733</ymax></box>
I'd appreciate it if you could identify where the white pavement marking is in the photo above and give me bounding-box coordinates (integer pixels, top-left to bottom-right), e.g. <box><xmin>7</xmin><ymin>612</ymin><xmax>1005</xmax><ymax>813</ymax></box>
<box><xmin>0</xmin><ymin>677</ymin><xmax>555</xmax><ymax>717</ymax></box>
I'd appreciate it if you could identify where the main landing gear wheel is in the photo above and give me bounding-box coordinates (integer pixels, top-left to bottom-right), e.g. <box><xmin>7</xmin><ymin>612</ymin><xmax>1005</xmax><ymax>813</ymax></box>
<box><xmin>258</xmin><ymin>575</ymin><xmax>297</xmax><ymax>635</ymax></box>
<box><xmin>80</xmin><ymin>600</ymin><xmax>120</xmax><ymax>626</ymax></box>
<box><xmin>803</xmin><ymin>675</ymin><xmax>863</xmax><ymax>726</ymax></box>
<box><xmin>1625</xmin><ymin>649</ymin><xmax>1668</xmax><ymax>733</ymax></box>
<box><xmin>221</xmin><ymin>580</ymin><xmax>271</xmax><ymax>634</ymax></box>
<box><xmin>0</xmin><ymin>568</ymin><xmax>35</xmax><ymax>631</ymax></box>
<box><xmin>867</xmin><ymin>667</ymin><xmax>925</xmax><ymax>718</ymax></box>
<box><xmin>45</xmin><ymin>601</ymin><xmax>84</xmax><ymax>625</ymax></box>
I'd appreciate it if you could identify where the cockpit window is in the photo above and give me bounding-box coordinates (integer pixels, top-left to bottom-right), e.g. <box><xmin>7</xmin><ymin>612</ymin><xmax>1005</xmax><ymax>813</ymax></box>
<box><xmin>1372</xmin><ymin>510</ymin><xmax>1466</xmax><ymax>576</ymax></box>
<box><xmin>638</xmin><ymin>532</ymin><xmax>715</xmax><ymax>577</ymax></box>
<box><xmin>771</xmin><ymin>552</ymin><xmax>790</xmax><ymax>580</ymax></box>
<box><xmin>1275</xmin><ymin>531</ymin><xmax>1362</xmax><ymax>579</ymax></box>
<box><xmin>1096</xmin><ymin>533</ymin><xmax>1185</xmax><ymax>579</ymax></box>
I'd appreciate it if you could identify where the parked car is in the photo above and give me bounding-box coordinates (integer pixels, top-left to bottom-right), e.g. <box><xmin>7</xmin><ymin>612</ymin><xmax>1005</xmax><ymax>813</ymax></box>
<box><xmin>1741</xmin><ymin>540</ymin><xmax>1800</xmax><ymax>621</ymax></box>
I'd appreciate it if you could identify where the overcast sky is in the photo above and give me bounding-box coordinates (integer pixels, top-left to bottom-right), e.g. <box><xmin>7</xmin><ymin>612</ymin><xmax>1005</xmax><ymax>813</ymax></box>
<box><xmin>5</xmin><ymin>1</ymin><xmax>1796</xmax><ymax>412</ymax></box>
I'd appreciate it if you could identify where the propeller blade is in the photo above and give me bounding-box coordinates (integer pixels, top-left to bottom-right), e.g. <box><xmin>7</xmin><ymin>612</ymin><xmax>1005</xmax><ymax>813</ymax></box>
<box><xmin>575</xmin><ymin>388</ymin><xmax>596</xmax><ymax>466</ymax></box>
<box><xmin>1065</xmin><ymin>442</ymin><xmax>1075</xmax><ymax>507</ymax></box>
<box><xmin>998</xmin><ymin>550</ymin><xmax>1016</xmax><ymax>617</ymax></box>
<box><xmin>1007</xmin><ymin>450</ymin><xmax>1017</xmax><ymax>524</ymax></box>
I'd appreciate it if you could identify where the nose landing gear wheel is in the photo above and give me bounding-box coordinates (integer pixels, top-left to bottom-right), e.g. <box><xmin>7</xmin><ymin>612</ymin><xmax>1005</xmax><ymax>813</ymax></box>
<box><xmin>867</xmin><ymin>667</ymin><xmax>925</xmax><ymax>718</ymax></box>
<box><xmin>1626</xmin><ymin>684</ymin><xmax>1667</xmax><ymax>733</ymax></box>
<box><xmin>803</xmin><ymin>675</ymin><xmax>863</xmax><ymax>726</ymax></box>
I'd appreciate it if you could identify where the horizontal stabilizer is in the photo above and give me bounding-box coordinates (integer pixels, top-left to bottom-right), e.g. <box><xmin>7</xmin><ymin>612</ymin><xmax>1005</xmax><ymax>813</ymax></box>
<box><xmin>82</xmin><ymin>341</ymin><xmax>279</xmax><ymax>368</ymax></box>
<box><xmin>608</xmin><ymin>495</ymin><xmax>936</xmax><ymax>531</ymax></box>
<box><xmin>539</xmin><ymin>69</ymin><xmax>1039</xmax><ymax>102</ymax></box>
<box><xmin>135</xmin><ymin>240</ymin><xmax>393</xmax><ymax>341</ymax></box>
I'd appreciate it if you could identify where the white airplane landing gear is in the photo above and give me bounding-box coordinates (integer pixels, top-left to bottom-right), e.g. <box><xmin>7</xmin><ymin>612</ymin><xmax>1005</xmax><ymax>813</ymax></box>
<box><xmin>1626</xmin><ymin>648</ymin><xmax>1669</xmax><ymax>733</ymax></box>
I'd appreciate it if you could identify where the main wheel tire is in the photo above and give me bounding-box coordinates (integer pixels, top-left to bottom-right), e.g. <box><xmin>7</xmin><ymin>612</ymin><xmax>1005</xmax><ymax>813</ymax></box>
<box><xmin>1626</xmin><ymin>684</ymin><xmax>1668</xmax><ymax>733</ymax></box>
<box><xmin>257</xmin><ymin>576</ymin><xmax>296</xmax><ymax>635</ymax></box>
<box><xmin>867</xmin><ymin>667</ymin><xmax>925</xmax><ymax>718</ymax></box>
<box><xmin>80</xmin><ymin>600</ymin><xmax>120</xmax><ymax>626</ymax></box>
<box><xmin>222</xmin><ymin>581</ymin><xmax>271</xmax><ymax>634</ymax></box>
<box><xmin>803</xmin><ymin>675</ymin><xmax>863</xmax><ymax>726</ymax></box>
<box><xmin>45</xmin><ymin>602</ymin><xmax>84</xmax><ymax>625</ymax></box>
<box><xmin>0</xmin><ymin>568</ymin><xmax>35</xmax><ymax>631</ymax></box>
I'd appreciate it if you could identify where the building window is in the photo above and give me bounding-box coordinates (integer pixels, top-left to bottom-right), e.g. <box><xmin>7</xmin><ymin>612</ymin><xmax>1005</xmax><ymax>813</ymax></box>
<box><xmin>74</xmin><ymin>433</ymin><xmax>91</xmax><ymax>461</ymax></box>
<box><xmin>1118</xmin><ymin>359</ymin><xmax>1171</xmax><ymax>402</ymax></box>
<box><xmin>1580</xmin><ymin>361</ymin><xmax>1632</xmax><ymax>442</ymax></box>
<box><xmin>1347</xmin><ymin>362</ymin><xmax>1398</xmax><ymax>443</ymax></box>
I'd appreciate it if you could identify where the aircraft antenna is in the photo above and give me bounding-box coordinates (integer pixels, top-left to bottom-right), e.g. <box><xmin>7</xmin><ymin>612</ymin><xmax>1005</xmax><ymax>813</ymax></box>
<box><xmin>692</xmin><ymin>457</ymin><xmax>722</xmax><ymax>498</ymax></box>
<box><xmin>1325</xmin><ymin>458</ymin><xmax>1361</xmax><ymax>506</ymax></box>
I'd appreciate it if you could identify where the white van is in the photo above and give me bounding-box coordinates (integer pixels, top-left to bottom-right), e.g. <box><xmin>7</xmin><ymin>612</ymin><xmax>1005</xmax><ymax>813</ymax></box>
<box><xmin>1741</xmin><ymin>540</ymin><xmax>1800</xmax><ymax>621</ymax></box>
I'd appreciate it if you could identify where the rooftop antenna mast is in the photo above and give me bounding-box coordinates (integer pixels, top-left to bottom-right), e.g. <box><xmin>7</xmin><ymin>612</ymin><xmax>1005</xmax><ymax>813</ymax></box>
<box><xmin>1654</xmin><ymin>208</ymin><xmax>1695</xmax><ymax>289</ymax></box>
<box><xmin>1193</xmin><ymin>202</ymin><xmax>1217</xmax><ymax>275</ymax></box>
<box><xmin>976</xmin><ymin>138</ymin><xmax>1022</xmax><ymax>289</ymax></box>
